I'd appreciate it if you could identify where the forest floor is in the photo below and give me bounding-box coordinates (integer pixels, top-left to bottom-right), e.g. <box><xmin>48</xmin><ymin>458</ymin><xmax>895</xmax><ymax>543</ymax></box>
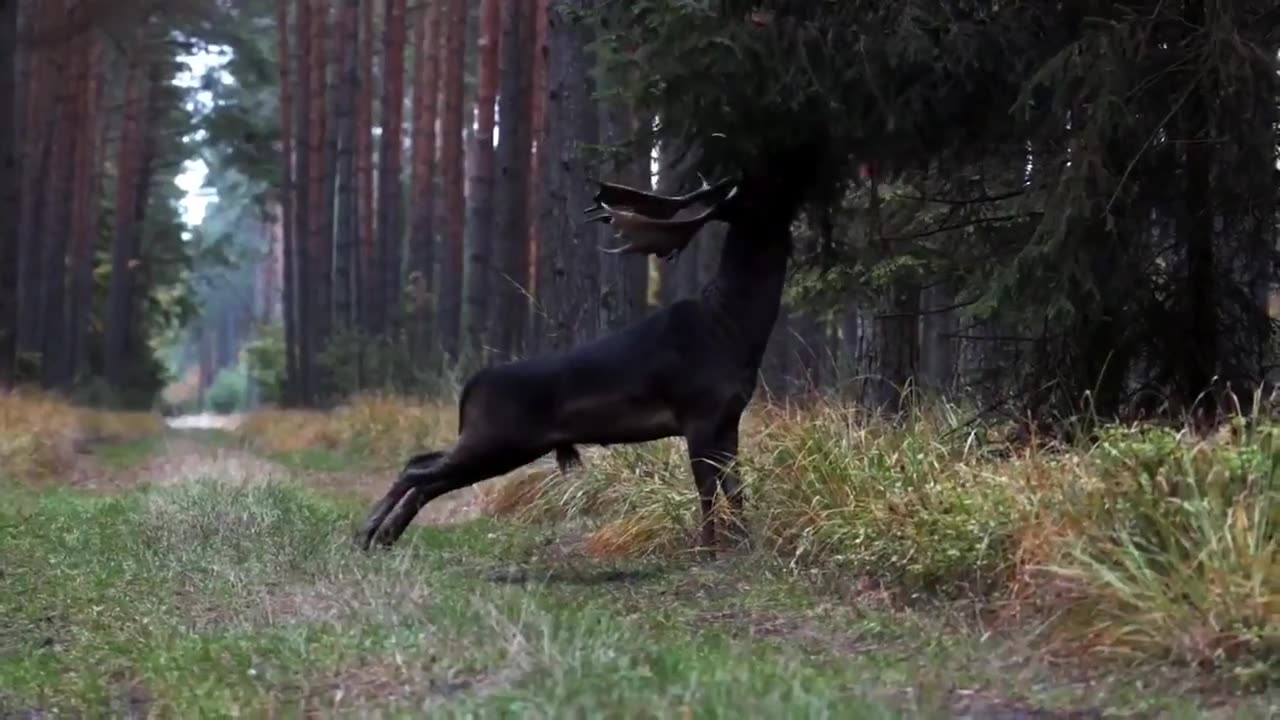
<box><xmin>0</xmin><ymin>421</ymin><xmax>1275</xmax><ymax>718</ymax></box>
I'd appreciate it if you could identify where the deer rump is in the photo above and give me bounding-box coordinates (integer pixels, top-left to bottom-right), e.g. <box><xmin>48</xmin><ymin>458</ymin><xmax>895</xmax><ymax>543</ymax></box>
<box><xmin>357</xmin><ymin>174</ymin><xmax>755</xmax><ymax>552</ymax></box>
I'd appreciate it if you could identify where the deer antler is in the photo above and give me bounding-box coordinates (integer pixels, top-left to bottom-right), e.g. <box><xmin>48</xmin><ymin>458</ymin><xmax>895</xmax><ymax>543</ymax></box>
<box><xmin>584</xmin><ymin>176</ymin><xmax>738</xmax><ymax>259</ymax></box>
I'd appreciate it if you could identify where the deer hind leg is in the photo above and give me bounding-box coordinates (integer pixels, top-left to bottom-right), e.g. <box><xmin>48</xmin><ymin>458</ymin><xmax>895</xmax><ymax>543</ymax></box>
<box><xmin>363</xmin><ymin>440</ymin><xmax>547</xmax><ymax>550</ymax></box>
<box><xmin>356</xmin><ymin>451</ymin><xmax>445</xmax><ymax>551</ymax></box>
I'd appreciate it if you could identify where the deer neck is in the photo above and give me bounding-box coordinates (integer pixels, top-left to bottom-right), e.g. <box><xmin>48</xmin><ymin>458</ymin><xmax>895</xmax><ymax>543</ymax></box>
<box><xmin>698</xmin><ymin>220</ymin><xmax>792</xmax><ymax>367</ymax></box>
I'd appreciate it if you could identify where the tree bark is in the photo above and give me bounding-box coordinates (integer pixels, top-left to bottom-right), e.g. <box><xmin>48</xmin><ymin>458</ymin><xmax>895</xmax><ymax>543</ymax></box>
<box><xmin>525</xmin><ymin>0</ymin><xmax>547</xmax><ymax>334</ymax></box>
<box><xmin>463</xmin><ymin>0</ymin><xmax>499</xmax><ymax>363</ymax></box>
<box><xmin>292</xmin><ymin>0</ymin><xmax>314</xmax><ymax>402</ymax></box>
<box><xmin>377</xmin><ymin>0</ymin><xmax>407</xmax><ymax>340</ymax></box>
<box><xmin>355</xmin><ymin>0</ymin><xmax>375</xmax><ymax>337</ymax></box>
<box><xmin>0</xmin><ymin>0</ymin><xmax>17</xmax><ymax>384</ymax></box>
<box><xmin>38</xmin><ymin>34</ymin><xmax>77</xmax><ymax>388</ymax></box>
<box><xmin>104</xmin><ymin>61</ymin><xmax>158</xmax><ymax>394</ymax></box>
<box><xmin>436</xmin><ymin>0</ymin><xmax>466</xmax><ymax>361</ymax></box>
<box><xmin>596</xmin><ymin>102</ymin><xmax>649</xmax><ymax>333</ymax></box>
<box><xmin>306</xmin><ymin>0</ymin><xmax>330</xmax><ymax>400</ymax></box>
<box><xmin>15</xmin><ymin>0</ymin><xmax>54</xmax><ymax>379</ymax></box>
<box><xmin>276</xmin><ymin>0</ymin><xmax>300</xmax><ymax>404</ymax></box>
<box><xmin>408</xmin><ymin>0</ymin><xmax>440</xmax><ymax>359</ymax></box>
<box><xmin>919</xmin><ymin>281</ymin><xmax>957</xmax><ymax>395</ymax></box>
<box><xmin>315</xmin><ymin>0</ymin><xmax>339</xmax><ymax>371</ymax></box>
<box><xmin>333</xmin><ymin>0</ymin><xmax>359</xmax><ymax>331</ymax></box>
<box><xmin>492</xmin><ymin>0</ymin><xmax>533</xmax><ymax>360</ymax></box>
<box><xmin>66</xmin><ymin>37</ymin><xmax>103</xmax><ymax>385</ymax></box>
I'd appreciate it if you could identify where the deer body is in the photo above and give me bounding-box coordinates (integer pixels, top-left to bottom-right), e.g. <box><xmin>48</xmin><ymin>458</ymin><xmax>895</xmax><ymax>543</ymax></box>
<box><xmin>358</xmin><ymin>173</ymin><xmax>799</xmax><ymax>552</ymax></box>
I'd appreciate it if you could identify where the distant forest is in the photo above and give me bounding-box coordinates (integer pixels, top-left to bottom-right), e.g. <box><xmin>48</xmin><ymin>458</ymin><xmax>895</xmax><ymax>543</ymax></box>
<box><xmin>0</xmin><ymin>1</ymin><xmax>1276</xmax><ymax>430</ymax></box>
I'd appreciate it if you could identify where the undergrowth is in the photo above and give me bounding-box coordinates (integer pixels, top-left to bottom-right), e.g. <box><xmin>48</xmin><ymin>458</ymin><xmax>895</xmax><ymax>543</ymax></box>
<box><xmin>237</xmin><ymin>395</ymin><xmax>1280</xmax><ymax>683</ymax></box>
<box><xmin>0</xmin><ymin>388</ymin><xmax>164</xmax><ymax>482</ymax></box>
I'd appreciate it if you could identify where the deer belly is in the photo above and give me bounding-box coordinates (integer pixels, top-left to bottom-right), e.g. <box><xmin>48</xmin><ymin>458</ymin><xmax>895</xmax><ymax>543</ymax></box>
<box><xmin>555</xmin><ymin>393</ymin><xmax>680</xmax><ymax>445</ymax></box>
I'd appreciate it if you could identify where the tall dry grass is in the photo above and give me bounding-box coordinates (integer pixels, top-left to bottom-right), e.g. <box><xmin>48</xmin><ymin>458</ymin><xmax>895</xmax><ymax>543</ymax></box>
<box><xmin>0</xmin><ymin>388</ymin><xmax>165</xmax><ymax>481</ymax></box>
<box><xmin>236</xmin><ymin>393</ymin><xmax>455</xmax><ymax>464</ymax></box>
<box><xmin>482</xmin><ymin>401</ymin><xmax>1278</xmax><ymax>679</ymax></box>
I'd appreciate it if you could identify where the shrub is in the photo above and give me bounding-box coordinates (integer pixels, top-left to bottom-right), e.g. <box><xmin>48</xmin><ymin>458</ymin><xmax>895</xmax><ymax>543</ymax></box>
<box><xmin>206</xmin><ymin>367</ymin><xmax>249</xmax><ymax>414</ymax></box>
<box><xmin>1047</xmin><ymin>422</ymin><xmax>1279</xmax><ymax>682</ymax></box>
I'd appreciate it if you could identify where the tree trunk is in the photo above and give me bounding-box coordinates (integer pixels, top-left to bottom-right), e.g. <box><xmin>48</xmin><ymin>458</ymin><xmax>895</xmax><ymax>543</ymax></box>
<box><xmin>276</xmin><ymin>0</ymin><xmax>299</xmax><ymax>405</ymax></box>
<box><xmin>105</xmin><ymin>61</ymin><xmax>158</xmax><ymax>394</ymax></box>
<box><xmin>919</xmin><ymin>281</ymin><xmax>957</xmax><ymax>395</ymax></box>
<box><xmin>292</xmin><ymin>0</ymin><xmax>314</xmax><ymax>403</ymax></box>
<box><xmin>436</xmin><ymin>0</ymin><xmax>466</xmax><ymax>361</ymax></box>
<box><xmin>0</xmin><ymin>0</ymin><xmax>17</xmax><ymax>384</ymax></box>
<box><xmin>1180</xmin><ymin>38</ymin><xmax>1216</xmax><ymax>417</ymax></box>
<box><xmin>355</xmin><ymin>0</ymin><xmax>375</xmax><ymax>338</ymax></box>
<box><xmin>462</xmin><ymin>0</ymin><xmax>500</xmax><ymax>362</ymax></box>
<box><xmin>620</xmin><ymin>111</ymin><xmax>651</xmax><ymax>323</ymax></box>
<box><xmin>15</xmin><ymin>0</ymin><xmax>54</xmax><ymax>380</ymax></box>
<box><xmin>39</xmin><ymin>33</ymin><xmax>81</xmax><ymax>388</ymax></box>
<box><xmin>333</xmin><ymin>0</ymin><xmax>358</xmax><ymax>331</ymax></box>
<box><xmin>408</xmin><ymin>0</ymin><xmax>440</xmax><ymax>359</ymax></box>
<box><xmin>596</xmin><ymin>102</ymin><xmax>649</xmax><ymax>333</ymax></box>
<box><xmin>306</xmin><ymin>0</ymin><xmax>330</xmax><ymax>400</ymax></box>
<box><xmin>37</xmin><ymin>0</ymin><xmax>77</xmax><ymax>387</ymax></box>
<box><xmin>378</xmin><ymin>0</ymin><xmax>407</xmax><ymax>341</ymax></box>
<box><xmin>525</xmin><ymin>0</ymin><xmax>548</xmax><ymax>342</ymax></box>
<box><xmin>66</xmin><ymin>37</ymin><xmax>103</xmax><ymax>386</ymax></box>
<box><xmin>492</xmin><ymin>0</ymin><xmax>533</xmax><ymax>360</ymax></box>
<box><xmin>315</xmin><ymin>0</ymin><xmax>340</xmax><ymax>375</ymax></box>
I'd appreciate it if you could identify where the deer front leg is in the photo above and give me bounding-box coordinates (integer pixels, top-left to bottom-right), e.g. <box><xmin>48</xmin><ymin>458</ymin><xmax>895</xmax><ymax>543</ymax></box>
<box><xmin>715</xmin><ymin>427</ymin><xmax>750</xmax><ymax>549</ymax></box>
<box><xmin>686</xmin><ymin>431</ymin><xmax>737</xmax><ymax>554</ymax></box>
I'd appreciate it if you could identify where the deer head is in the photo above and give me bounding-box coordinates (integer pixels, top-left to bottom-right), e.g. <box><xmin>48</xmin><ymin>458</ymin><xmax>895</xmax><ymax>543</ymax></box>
<box><xmin>583</xmin><ymin>174</ymin><xmax>739</xmax><ymax>260</ymax></box>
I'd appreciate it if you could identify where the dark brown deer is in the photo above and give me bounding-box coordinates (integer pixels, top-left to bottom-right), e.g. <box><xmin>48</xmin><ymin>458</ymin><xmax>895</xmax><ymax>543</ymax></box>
<box><xmin>357</xmin><ymin>156</ymin><xmax>811</xmax><ymax>552</ymax></box>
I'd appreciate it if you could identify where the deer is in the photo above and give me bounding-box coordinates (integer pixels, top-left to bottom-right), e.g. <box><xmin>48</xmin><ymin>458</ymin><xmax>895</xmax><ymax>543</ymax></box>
<box><xmin>356</xmin><ymin>147</ymin><xmax>814</xmax><ymax>554</ymax></box>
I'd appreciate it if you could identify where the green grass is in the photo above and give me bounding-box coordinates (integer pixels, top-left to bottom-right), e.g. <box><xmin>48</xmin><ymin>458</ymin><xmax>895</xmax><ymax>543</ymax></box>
<box><xmin>0</xmin><ymin>473</ymin><xmax>1273</xmax><ymax>717</ymax></box>
<box><xmin>90</xmin><ymin>435</ymin><xmax>165</xmax><ymax>471</ymax></box>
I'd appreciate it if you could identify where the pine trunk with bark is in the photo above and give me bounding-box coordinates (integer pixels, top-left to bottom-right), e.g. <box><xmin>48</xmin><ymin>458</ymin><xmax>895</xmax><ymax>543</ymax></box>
<box><xmin>436</xmin><ymin>0</ymin><xmax>466</xmax><ymax>361</ymax></box>
<box><xmin>104</xmin><ymin>63</ymin><xmax>149</xmax><ymax>391</ymax></box>
<box><xmin>355</xmin><ymin>0</ymin><xmax>375</xmax><ymax>336</ymax></box>
<box><xmin>292</xmin><ymin>0</ymin><xmax>314</xmax><ymax>403</ymax></box>
<box><xmin>104</xmin><ymin>61</ymin><xmax>159</xmax><ymax>395</ymax></box>
<box><xmin>537</xmin><ymin>0</ymin><xmax>600</xmax><ymax>349</ymax></box>
<box><xmin>526</xmin><ymin>0</ymin><xmax>547</xmax><ymax>321</ymax></box>
<box><xmin>333</xmin><ymin>0</ymin><xmax>359</xmax><ymax>331</ymax></box>
<box><xmin>315</xmin><ymin>0</ymin><xmax>339</xmax><ymax>370</ymax></box>
<box><xmin>66</xmin><ymin>37</ymin><xmax>103</xmax><ymax>385</ymax></box>
<box><xmin>463</xmin><ymin>0</ymin><xmax>499</xmax><ymax>362</ymax></box>
<box><xmin>377</xmin><ymin>0</ymin><xmax>407</xmax><ymax>340</ymax></box>
<box><xmin>408</xmin><ymin>0</ymin><xmax>440</xmax><ymax>356</ymax></box>
<box><xmin>492</xmin><ymin>0</ymin><xmax>533</xmax><ymax>360</ymax></box>
<box><xmin>276</xmin><ymin>0</ymin><xmax>300</xmax><ymax>404</ymax></box>
<box><xmin>596</xmin><ymin>102</ymin><xmax>649</xmax><ymax>333</ymax></box>
<box><xmin>0</xmin><ymin>0</ymin><xmax>17</xmax><ymax>383</ymax></box>
<box><xmin>306</xmin><ymin>0</ymin><xmax>330</xmax><ymax>400</ymax></box>
<box><xmin>38</xmin><ymin>0</ymin><xmax>78</xmax><ymax>387</ymax></box>
<box><xmin>15</xmin><ymin>0</ymin><xmax>55</xmax><ymax>379</ymax></box>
